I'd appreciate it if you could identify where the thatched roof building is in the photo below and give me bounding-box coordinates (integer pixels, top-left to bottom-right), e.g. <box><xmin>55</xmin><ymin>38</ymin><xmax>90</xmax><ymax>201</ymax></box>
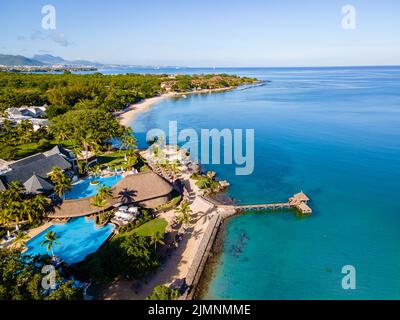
<box><xmin>48</xmin><ymin>172</ymin><xmax>174</xmax><ymax>218</ymax></box>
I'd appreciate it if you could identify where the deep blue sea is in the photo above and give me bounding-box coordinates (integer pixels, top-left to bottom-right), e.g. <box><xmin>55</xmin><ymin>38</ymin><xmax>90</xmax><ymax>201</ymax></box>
<box><xmin>123</xmin><ymin>66</ymin><xmax>400</xmax><ymax>299</ymax></box>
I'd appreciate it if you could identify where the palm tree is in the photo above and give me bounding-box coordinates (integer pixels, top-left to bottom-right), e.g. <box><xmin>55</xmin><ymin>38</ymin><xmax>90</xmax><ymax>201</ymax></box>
<box><xmin>16</xmin><ymin>120</ymin><xmax>34</xmax><ymax>144</ymax></box>
<box><xmin>47</xmin><ymin>166</ymin><xmax>63</xmax><ymax>182</ymax></box>
<box><xmin>41</xmin><ymin>231</ymin><xmax>59</xmax><ymax>259</ymax></box>
<box><xmin>175</xmin><ymin>201</ymin><xmax>192</xmax><ymax>226</ymax></box>
<box><xmin>72</xmin><ymin>146</ymin><xmax>84</xmax><ymax>174</ymax></box>
<box><xmin>91</xmin><ymin>195</ymin><xmax>108</xmax><ymax>214</ymax></box>
<box><xmin>206</xmin><ymin>171</ymin><xmax>216</xmax><ymax>180</ymax></box>
<box><xmin>97</xmin><ymin>185</ymin><xmax>113</xmax><ymax>201</ymax></box>
<box><xmin>48</xmin><ymin>167</ymin><xmax>72</xmax><ymax>200</ymax></box>
<box><xmin>120</xmin><ymin>130</ymin><xmax>137</xmax><ymax>156</ymax></box>
<box><xmin>92</xmin><ymin>164</ymin><xmax>102</xmax><ymax>178</ymax></box>
<box><xmin>21</xmin><ymin>200</ymin><xmax>34</xmax><ymax>223</ymax></box>
<box><xmin>0</xmin><ymin>208</ymin><xmax>14</xmax><ymax>225</ymax></box>
<box><xmin>150</xmin><ymin>232</ymin><xmax>165</xmax><ymax>252</ymax></box>
<box><xmin>126</xmin><ymin>154</ymin><xmax>138</xmax><ymax>170</ymax></box>
<box><xmin>14</xmin><ymin>231</ymin><xmax>29</xmax><ymax>248</ymax></box>
<box><xmin>6</xmin><ymin>181</ymin><xmax>25</xmax><ymax>202</ymax></box>
<box><xmin>30</xmin><ymin>195</ymin><xmax>48</xmax><ymax>222</ymax></box>
<box><xmin>92</xmin><ymin>185</ymin><xmax>113</xmax><ymax>216</ymax></box>
<box><xmin>80</xmin><ymin>132</ymin><xmax>100</xmax><ymax>168</ymax></box>
<box><xmin>169</xmin><ymin>161</ymin><xmax>181</xmax><ymax>180</ymax></box>
<box><xmin>56</xmin><ymin>175</ymin><xmax>72</xmax><ymax>200</ymax></box>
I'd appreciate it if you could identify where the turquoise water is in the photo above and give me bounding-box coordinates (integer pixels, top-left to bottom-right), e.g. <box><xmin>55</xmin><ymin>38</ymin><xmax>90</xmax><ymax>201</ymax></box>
<box><xmin>25</xmin><ymin>217</ymin><xmax>114</xmax><ymax>264</ymax></box>
<box><xmin>131</xmin><ymin>66</ymin><xmax>400</xmax><ymax>299</ymax></box>
<box><xmin>64</xmin><ymin>175</ymin><xmax>123</xmax><ymax>199</ymax></box>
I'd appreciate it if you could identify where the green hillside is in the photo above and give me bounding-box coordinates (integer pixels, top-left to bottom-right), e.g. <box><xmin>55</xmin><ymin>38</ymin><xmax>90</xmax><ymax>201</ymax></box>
<box><xmin>0</xmin><ymin>54</ymin><xmax>44</xmax><ymax>66</ymax></box>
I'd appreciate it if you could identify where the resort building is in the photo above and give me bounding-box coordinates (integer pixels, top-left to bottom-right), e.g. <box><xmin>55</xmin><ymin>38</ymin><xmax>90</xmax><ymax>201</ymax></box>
<box><xmin>77</xmin><ymin>150</ymin><xmax>98</xmax><ymax>167</ymax></box>
<box><xmin>146</xmin><ymin>144</ymin><xmax>190</xmax><ymax>165</ymax></box>
<box><xmin>6</xmin><ymin>104</ymin><xmax>48</xmax><ymax>118</ymax></box>
<box><xmin>48</xmin><ymin>171</ymin><xmax>174</xmax><ymax>218</ymax></box>
<box><xmin>0</xmin><ymin>104</ymin><xmax>49</xmax><ymax>131</ymax></box>
<box><xmin>0</xmin><ymin>146</ymin><xmax>76</xmax><ymax>193</ymax></box>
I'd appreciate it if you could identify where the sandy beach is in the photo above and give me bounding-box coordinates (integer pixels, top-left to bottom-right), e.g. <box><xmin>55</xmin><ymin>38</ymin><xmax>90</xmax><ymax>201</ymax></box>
<box><xmin>100</xmin><ymin>86</ymin><xmax>238</xmax><ymax>299</ymax></box>
<box><xmin>116</xmin><ymin>86</ymin><xmax>237</xmax><ymax>127</ymax></box>
<box><xmin>99</xmin><ymin>167</ymin><xmax>224</xmax><ymax>300</ymax></box>
<box><xmin>117</xmin><ymin>92</ymin><xmax>177</xmax><ymax>127</ymax></box>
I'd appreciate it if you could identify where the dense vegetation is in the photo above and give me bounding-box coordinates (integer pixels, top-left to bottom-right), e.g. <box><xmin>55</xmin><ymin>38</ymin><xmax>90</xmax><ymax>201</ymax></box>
<box><xmin>0</xmin><ymin>181</ymin><xmax>48</xmax><ymax>227</ymax></box>
<box><xmin>146</xmin><ymin>285</ymin><xmax>180</xmax><ymax>300</ymax></box>
<box><xmin>191</xmin><ymin>171</ymin><xmax>227</xmax><ymax>194</ymax></box>
<box><xmin>0</xmin><ymin>72</ymin><xmax>257</xmax><ymax>161</ymax></box>
<box><xmin>0</xmin><ymin>118</ymin><xmax>53</xmax><ymax>159</ymax></box>
<box><xmin>0</xmin><ymin>72</ymin><xmax>256</xmax><ymax>113</ymax></box>
<box><xmin>79</xmin><ymin>233</ymin><xmax>159</xmax><ymax>283</ymax></box>
<box><xmin>78</xmin><ymin>218</ymin><xmax>167</xmax><ymax>283</ymax></box>
<box><xmin>0</xmin><ymin>249</ymin><xmax>83</xmax><ymax>300</ymax></box>
<box><xmin>0</xmin><ymin>71</ymin><xmax>255</xmax><ymax>299</ymax></box>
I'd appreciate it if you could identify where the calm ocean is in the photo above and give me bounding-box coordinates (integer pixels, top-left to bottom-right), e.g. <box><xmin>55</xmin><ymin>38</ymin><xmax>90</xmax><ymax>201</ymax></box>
<box><xmin>125</xmin><ymin>66</ymin><xmax>400</xmax><ymax>299</ymax></box>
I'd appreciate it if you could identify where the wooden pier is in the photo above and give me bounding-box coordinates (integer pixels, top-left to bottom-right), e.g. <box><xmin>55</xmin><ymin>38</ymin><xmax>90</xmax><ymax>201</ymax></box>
<box><xmin>219</xmin><ymin>191</ymin><xmax>312</xmax><ymax>216</ymax></box>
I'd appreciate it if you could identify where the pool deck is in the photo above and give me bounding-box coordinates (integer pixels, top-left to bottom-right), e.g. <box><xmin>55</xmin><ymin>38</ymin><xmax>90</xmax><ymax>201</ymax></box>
<box><xmin>47</xmin><ymin>172</ymin><xmax>174</xmax><ymax>218</ymax></box>
<box><xmin>8</xmin><ymin>222</ymin><xmax>54</xmax><ymax>251</ymax></box>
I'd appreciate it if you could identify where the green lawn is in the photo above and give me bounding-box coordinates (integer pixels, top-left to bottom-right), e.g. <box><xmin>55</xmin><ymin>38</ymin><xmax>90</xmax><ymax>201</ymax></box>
<box><xmin>16</xmin><ymin>142</ymin><xmax>52</xmax><ymax>159</ymax></box>
<box><xmin>14</xmin><ymin>140</ymin><xmax>76</xmax><ymax>160</ymax></box>
<box><xmin>97</xmin><ymin>151</ymin><xmax>127</xmax><ymax>169</ymax></box>
<box><xmin>97</xmin><ymin>150</ymin><xmax>150</xmax><ymax>172</ymax></box>
<box><xmin>128</xmin><ymin>218</ymin><xmax>168</xmax><ymax>237</ymax></box>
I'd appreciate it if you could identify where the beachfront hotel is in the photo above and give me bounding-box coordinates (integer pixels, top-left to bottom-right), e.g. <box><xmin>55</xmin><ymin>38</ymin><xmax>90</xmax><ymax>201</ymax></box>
<box><xmin>0</xmin><ymin>146</ymin><xmax>76</xmax><ymax>194</ymax></box>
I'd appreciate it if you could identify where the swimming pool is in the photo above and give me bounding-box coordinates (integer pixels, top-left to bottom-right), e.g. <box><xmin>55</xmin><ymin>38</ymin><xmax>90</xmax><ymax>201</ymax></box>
<box><xmin>25</xmin><ymin>217</ymin><xmax>114</xmax><ymax>264</ymax></box>
<box><xmin>64</xmin><ymin>175</ymin><xmax>123</xmax><ymax>199</ymax></box>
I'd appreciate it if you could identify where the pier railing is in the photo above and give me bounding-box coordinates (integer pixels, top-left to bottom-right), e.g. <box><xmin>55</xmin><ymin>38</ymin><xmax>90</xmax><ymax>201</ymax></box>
<box><xmin>211</xmin><ymin>191</ymin><xmax>313</xmax><ymax>215</ymax></box>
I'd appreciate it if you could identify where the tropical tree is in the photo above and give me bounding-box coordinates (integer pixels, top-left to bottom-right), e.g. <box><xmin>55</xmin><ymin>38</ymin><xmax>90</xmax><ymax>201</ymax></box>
<box><xmin>126</xmin><ymin>154</ymin><xmax>138</xmax><ymax>170</ymax></box>
<box><xmin>0</xmin><ymin>182</ymin><xmax>47</xmax><ymax>226</ymax></box>
<box><xmin>174</xmin><ymin>201</ymin><xmax>192</xmax><ymax>226</ymax></box>
<box><xmin>48</xmin><ymin>166</ymin><xmax>72</xmax><ymax>200</ymax></box>
<box><xmin>91</xmin><ymin>195</ymin><xmax>108</xmax><ymax>215</ymax></box>
<box><xmin>29</xmin><ymin>195</ymin><xmax>48</xmax><ymax>222</ymax></box>
<box><xmin>91</xmin><ymin>164</ymin><xmax>102</xmax><ymax>178</ymax></box>
<box><xmin>47</xmin><ymin>166</ymin><xmax>63</xmax><ymax>182</ymax></box>
<box><xmin>49</xmin><ymin>109</ymin><xmax>125</xmax><ymax>157</ymax></box>
<box><xmin>193</xmin><ymin>172</ymin><xmax>220</xmax><ymax>195</ymax></box>
<box><xmin>6</xmin><ymin>181</ymin><xmax>25</xmax><ymax>199</ymax></box>
<box><xmin>97</xmin><ymin>185</ymin><xmax>113</xmax><ymax>201</ymax></box>
<box><xmin>168</xmin><ymin>161</ymin><xmax>181</xmax><ymax>180</ymax></box>
<box><xmin>71</xmin><ymin>146</ymin><xmax>84</xmax><ymax>174</ymax></box>
<box><xmin>21</xmin><ymin>200</ymin><xmax>35</xmax><ymax>223</ymax></box>
<box><xmin>41</xmin><ymin>231</ymin><xmax>60</xmax><ymax>259</ymax></box>
<box><xmin>146</xmin><ymin>285</ymin><xmax>180</xmax><ymax>300</ymax></box>
<box><xmin>15</xmin><ymin>120</ymin><xmax>34</xmax><ymax>144</ymax></box>
<box><xmin>14</xmin><ymin>231</ymin><xmax>29</xmax><ymax>248</ymax></box>
<box><xmin>150</xmin><ymin>232</ymin><xmax>165</xmax><ymax>252</ymax></box>
<box><xmin>0</xmin><ymin>249</ymin><xmax>83</xmax><ymax>300</ymax></box>
<box><xmin>120</xmin><ymin>128</ymin><xmax>137</xmax><ymax>156</ymax></box>
<box><xmin>80</xmin><ymin>131</ymin><xmax>100</xmax><ymax>167</ymax></box>
<box><xmin>206</xmin><ymin>171</ymin><xmax>216</xmax><ymax>180</ymax></box>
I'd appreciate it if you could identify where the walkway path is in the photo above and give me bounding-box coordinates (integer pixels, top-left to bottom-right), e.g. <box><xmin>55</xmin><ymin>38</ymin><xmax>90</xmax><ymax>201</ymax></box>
<box><xmin>100</xmin><ymin>169</ymin><xmax>221</xmax><ymax>300</ymax></box>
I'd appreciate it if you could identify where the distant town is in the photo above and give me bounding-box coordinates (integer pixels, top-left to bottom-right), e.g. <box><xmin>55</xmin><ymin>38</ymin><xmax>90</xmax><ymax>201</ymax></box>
<box><xmin>0</xmin><ymin>65</ymin><xmax>98</xmax><ymax>73</ymax></box>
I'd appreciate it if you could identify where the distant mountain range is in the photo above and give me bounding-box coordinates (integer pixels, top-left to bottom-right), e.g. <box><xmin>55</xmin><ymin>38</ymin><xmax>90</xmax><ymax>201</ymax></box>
<box><xmin>0</xmin><ymin>53</ymin><xmax>103</xmax><ymax>67</ymax></box>
<box><xmin>0</xmin><ymin>54</ymin><xmax>45</xmax><ymax>66</ymax></box>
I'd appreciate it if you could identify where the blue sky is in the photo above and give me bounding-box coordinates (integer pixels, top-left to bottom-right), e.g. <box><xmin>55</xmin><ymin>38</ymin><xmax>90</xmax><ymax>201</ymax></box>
<box><xmin>0</xmin><ymin>0</ymin><xmax>399</xmax><ymax>67</ymax></box>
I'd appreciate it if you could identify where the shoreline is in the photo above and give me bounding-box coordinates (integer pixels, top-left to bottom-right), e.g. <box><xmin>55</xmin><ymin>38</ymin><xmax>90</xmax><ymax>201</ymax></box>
<box><xmin>191</xmin><ymin>215</ymin><xmax>230</xmax><ymax>299</ymax></box>
<box><xmin>98</xmin><ymin>159</ymin><xmax>236</xmax><ymax>300</ymax></box>
<box><xmin>116</xmin><ymin>86</ymin><xmax>239</xmax><ymax>127</ymax></box>
<box><xmin>117</xmin><ymin>92</ymin><xmax>177</xmax><ymax>126</ymax></box>
<box><xmin>106</xmin><ymin>83</ymin><xmax>258</xmax><ymax>300</ymax></box>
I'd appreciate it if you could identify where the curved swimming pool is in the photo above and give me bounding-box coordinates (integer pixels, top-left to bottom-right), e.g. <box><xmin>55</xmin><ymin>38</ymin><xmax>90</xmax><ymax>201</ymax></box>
<box><xmin>25</xmin><ymin>217</ymin><xmax>114</xmax><ymax>264</ymax></box>
<box><xmin>64</xmin><ymin>175</ymin><xmax>123</xmax><ymax>199</ymax></box>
